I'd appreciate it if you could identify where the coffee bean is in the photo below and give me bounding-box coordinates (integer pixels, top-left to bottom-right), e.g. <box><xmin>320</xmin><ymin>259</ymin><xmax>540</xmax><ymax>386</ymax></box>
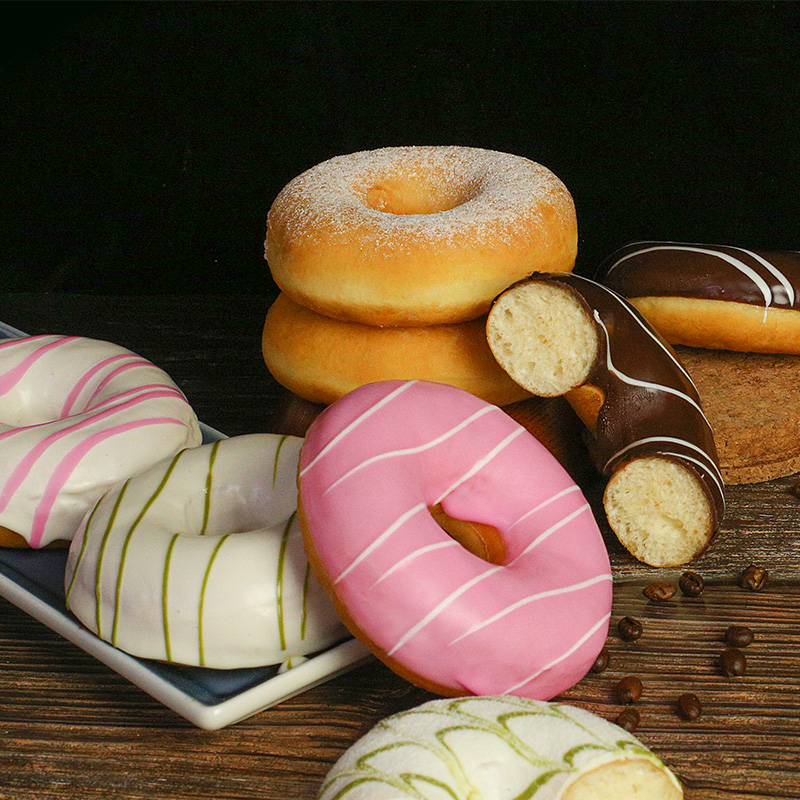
<box><xmin>790</xmin><ymin>482</ymin><xmax>800</xmax><ymax>499</ymax></box>
<box><xmin>739</xmin><ymin>564</ymin><xmax>768</xmax><ymax>592</ymax></box>
<box><xmin>590</xmin><ymin>647</ymin><xmax>610</xmax><ymax>674</ymax></box>
<box><xmin>724</xmin><ymin>625</ymin><xmax>754</xmax><ymax>648</ymax></box>
<box><xmin>719</xmin><ymin>647</ymin><xmax>747</xmax><ymax>677</ymax></box>
<box><xmin>618</xmin><ymin>616</ymin><xmax>643</xmax><ymax>642</ymax></box>
<box><xmin>615</xmin><ymin>707</ymin><xmax>640</xmax><ymax>732</ymax></box>
<box><xmin>677</xmin><ymin>692</ymin><xmax>702</xmax><ymax>721</ymax></box>
<box><xmin>678</xmin><ymin>570</ymin><xmax>705</xmax><ymax>597</ymax></box>
<box><xmin>615</xmin><ymin>675</ymin><xmax>643</xmax><ymax>704</ymax></box>
<box><xmin>643</xmin><ymin>581</ymin><xmax>676</xmax><ymax>601</ymax></box>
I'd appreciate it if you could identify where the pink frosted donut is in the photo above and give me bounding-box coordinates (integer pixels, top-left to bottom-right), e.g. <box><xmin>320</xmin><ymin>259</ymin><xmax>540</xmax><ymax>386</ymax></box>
<box><xmin>297</xmin><ymin>380</ymin><xmax>612</xmax><ymax>700</ymax></box>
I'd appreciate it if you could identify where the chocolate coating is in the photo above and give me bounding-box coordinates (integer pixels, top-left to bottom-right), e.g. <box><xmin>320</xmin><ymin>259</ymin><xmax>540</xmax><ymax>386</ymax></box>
<box><xmin>538</xmin><ymin>273</ymin><xmax>725</xmax><ymax>532</ymax></box>
<box><xmin>600</xmin><ymin>241</ymin><xmax>800</xmax><ymax>311</ymax></box>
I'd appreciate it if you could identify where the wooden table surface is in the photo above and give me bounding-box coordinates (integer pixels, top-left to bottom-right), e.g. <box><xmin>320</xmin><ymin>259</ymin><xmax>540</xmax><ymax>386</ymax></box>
<box><xmin>0</xmin><ymin>292</ymin><xmax>797</xmax><ymax>800</ymax></box>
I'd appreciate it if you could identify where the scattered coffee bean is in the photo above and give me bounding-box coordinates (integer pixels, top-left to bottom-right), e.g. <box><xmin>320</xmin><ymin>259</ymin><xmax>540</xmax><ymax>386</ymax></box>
<box><xmin>643</xmin><ymin>581</ymin><xmax>676</xmax><ymax>601</ymax></box>
<box><xmin>590</xmin><ymin>647</ymin><xmax>610</xmax><ymax>674</ymax></box>
<box><xmin>618</xmin><ymin>616</ymin><xmax>643</xmax><ymax>642</ymax></box>
<box><xmin>719</xmin><ymin>646</ymin><xmax>747</xmax><ymax>677</ymax></box>
<box><xmin>615</xmin><ymin>675</ymin><xmax>643</xmax><ymax>704</ymax></box>
<box><xmin>615</xmin><ymin>707</ymin><xmax>640</xmax><ymax>732</ymax></box>
<box><xmin>677</xmin><ymin>692</ymin><xmax>702</xmax><ymax>721</ymax></box>
<box><xmin>679</xmin><ymin>570</ymin><xmax>706</xmax><ymax>597</ymax></box>
<box><xmin>739</xmin><ymin>564</ymin><xmax>768</xmax><ymax>592</ymax></box>
<box><xmin>790</xmin><ymin>482</ymin><xmax>800</xmax><ymax>499</ymax></box>
<box><xmin>725</xmin><ymin>625</ymin><xmax>754</xmax><ymax>648</ymax></box>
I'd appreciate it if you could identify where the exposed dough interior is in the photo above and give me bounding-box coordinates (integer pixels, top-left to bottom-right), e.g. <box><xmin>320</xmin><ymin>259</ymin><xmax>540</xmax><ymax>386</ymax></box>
<box><xmin>487</xmin><ymin>282</ymin><xmax>599</xmax><ymax>396</ymax></box>
<box><xmin>564</xmin><ymin>756</ymin><xmax>683</xmax><ymax>799</ymax></box>
<box><xmin>604</xmin><ymin>456</ymin><xmax>714</xmax><ymax>567</ymax></box>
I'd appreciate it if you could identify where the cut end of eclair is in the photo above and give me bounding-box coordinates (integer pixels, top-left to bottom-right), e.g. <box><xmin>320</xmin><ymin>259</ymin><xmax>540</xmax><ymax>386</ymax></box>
<box><xmin>486</xmin><ymin>280</ymin><xmax>599</xmax><ymax>397</ymax></box>
<box><xmin>604</xmin><ymin>456</ymin><xmax>715</xmax><ymax>567</ymax></box>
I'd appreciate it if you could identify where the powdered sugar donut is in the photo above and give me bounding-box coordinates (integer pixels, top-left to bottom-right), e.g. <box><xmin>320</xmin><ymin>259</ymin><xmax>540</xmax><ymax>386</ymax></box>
<box><xmin>0</xmin><ymin>335</ymin><xmax>201</xmax><ymax>549</ymax></box>
<box><xmin>65</xmin><ymin>434</ymin><xmax>347</xmax><ymax>669</ymax></box>
<box><xmin>319</xmin><ymin>696</ymin><xmax>683</xmax><ymax>800</ymax></box>
<box><xmin>265</xmin><ymin>146</ymin><xmax>577</xmax><ymax>326</ymax></box>
<box><xmin>298</xmin><ymin>380</ymin><xmax>612</xmax><ymax>700</ymax></box>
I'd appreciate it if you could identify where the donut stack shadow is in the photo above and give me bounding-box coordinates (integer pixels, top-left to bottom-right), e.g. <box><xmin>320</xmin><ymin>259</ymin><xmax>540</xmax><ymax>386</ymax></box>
<box><xmin>260</xmin><ymin>146</ymin><xmax>579</xmax><ymax>413</ymax></box>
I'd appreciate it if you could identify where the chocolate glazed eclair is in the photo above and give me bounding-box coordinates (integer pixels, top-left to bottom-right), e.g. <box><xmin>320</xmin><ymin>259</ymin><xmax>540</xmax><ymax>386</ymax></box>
<box><xmin>600</xmin><ymin>241</ymin><xmax>800</xmax><ymax>354</ymax></box>
<box><xmin>486</xmin><ymin>272</ymin><xmax>725</xmax><ymax>568</ymax></box>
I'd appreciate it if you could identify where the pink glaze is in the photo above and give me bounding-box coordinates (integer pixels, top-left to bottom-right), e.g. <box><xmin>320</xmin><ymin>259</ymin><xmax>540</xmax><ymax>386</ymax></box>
<box><xmin>0</xmin><ymin>336</ymin><xmax>77</xmax><ymax>396</ymax></box>
<box><xmin>299</xmin><ymin>380</ymin><xmax>612</xmax><ymax>700</ymax></box>
<box><xmin>60</xmin><ymin>354</ymin><xmax>133</xmax><ymax>417</ymax></box>
<box><xmin>0</xmin><ymin>391</ymin><xmax>186</xmax><ymax>513</ymax></box>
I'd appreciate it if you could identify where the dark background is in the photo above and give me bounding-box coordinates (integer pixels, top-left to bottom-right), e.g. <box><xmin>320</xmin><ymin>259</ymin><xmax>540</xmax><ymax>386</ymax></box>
<box><xmin>3</xmin><ymin>1</ymin><xmax>799</xmax><ymax>296</ymax></box>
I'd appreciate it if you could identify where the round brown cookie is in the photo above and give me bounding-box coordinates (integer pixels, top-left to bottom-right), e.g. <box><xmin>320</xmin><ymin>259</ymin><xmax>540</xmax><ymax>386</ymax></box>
<box><xmin>676</xmin><ymin>345</ymin><xmax>800</xmax><ymax>484</ymax></box>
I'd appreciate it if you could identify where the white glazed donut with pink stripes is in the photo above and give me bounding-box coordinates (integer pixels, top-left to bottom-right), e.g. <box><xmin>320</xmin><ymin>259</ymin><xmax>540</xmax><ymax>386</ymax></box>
<box><xmin>298</xmin><ymin>380</ymin><xmax>612</xmax><ymax>700</ymax></box>
<box><xmin>0</xmin><ymin>335</ymin><xmax>202</xmax><ymax>548</ymax></box>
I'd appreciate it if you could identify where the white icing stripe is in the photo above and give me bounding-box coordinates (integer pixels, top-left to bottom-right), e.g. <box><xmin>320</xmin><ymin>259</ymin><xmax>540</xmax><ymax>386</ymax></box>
<box><xmin>605</xmin><ymin>435</ymin><xmax>725</xmax><ymax>499</ymax></box>
<box><xmin>322</xmin><ymin>405</ymin><xmax>499</xmax><ymax>496</ymax></box>
<box><xmin>506</xmin><ymin>485</ymin><xmax>582</xmax><ymax>531</ymax></box>
<box><xmin>300</xmin><ymin>381</ymin><xmax>417</xmax><ymax>476</ymax></box>
<box><xmin>369</xmin><ymin>540</ymin><xmax>460</xmax><ymax>588</ymax></box>
<box><xmin>607</xmin><ymin>244</ymin><xmax>774</xmax><ymax>321</ymax></box>
<box><xmin>737</xmin><ymin>247</ymin><xmax>795</xmax><ymax>307</ymax></box>
<box><xmin>432</xmin><ymin>427</ymin><xmax>526</xmax><ymax>506</ymax></box>
<box><xmin>501</xmin><ymin>612</ymin><xmax>612</xmax><ymax>696</ymax></box>
<box><xmin>577</xmin><ymin>274</ymin><xmax>696</xmax><ymax>386</ymax></box>
<box><xmin>448</xmin><ymin>573</ymin><xmax>612</xmax><ymax>646</ymax></box>
<box><xmin>387</xmin><ymin>565</ymin><xmax>504</xmax><ymax>656</ymax></box>
<box><xmin>593</xmin><ymin>310</ymin><xmax>712</xmax><ymax>427</ymax></box>
<box><xmin>508</xmin><ymin>504</ymin><xmax>592</xmax><ymax>565</ymax></box>
<box><xmin>333</xmin><ymin>502</ymin><xmax>427</xmax><ymax>586</ymax></box>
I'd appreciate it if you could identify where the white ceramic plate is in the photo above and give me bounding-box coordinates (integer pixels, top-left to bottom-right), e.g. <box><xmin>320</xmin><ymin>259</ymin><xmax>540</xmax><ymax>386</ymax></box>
<box><xmin>0</xmin><ymin>321</ymin><xmax>371</xmax><ymax>730</ymax></box>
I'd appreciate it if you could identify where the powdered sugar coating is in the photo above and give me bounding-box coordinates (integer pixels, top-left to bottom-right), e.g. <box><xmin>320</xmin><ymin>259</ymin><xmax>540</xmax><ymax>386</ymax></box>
<box><xmin>269</xmin><ymin>146</ymin><xmax>574</xmax><ymax>248</ymax></box>
<box><xmin>265</xmin><ymin>146</ymin><xmax>578</xmax><ymax>326</ymax></box>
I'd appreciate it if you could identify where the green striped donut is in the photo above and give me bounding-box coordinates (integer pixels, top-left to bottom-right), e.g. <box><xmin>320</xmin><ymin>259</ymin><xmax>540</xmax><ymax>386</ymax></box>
<box><xmin>319</xmin><ymin>696</ymin><xmax>682</xmax><ymax>800</ymax></box>
<box><xmin>65</xmin><ymin>433</ymin><xmax>347</xmax><ymax>669</ymax></box>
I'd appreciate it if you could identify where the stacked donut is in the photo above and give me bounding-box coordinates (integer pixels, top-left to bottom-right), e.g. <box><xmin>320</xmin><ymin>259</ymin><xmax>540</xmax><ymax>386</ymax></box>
<box><xmin>261</xmin><ymin>146</ymin><xmax>578</xmax><ymax>407</ymax></box>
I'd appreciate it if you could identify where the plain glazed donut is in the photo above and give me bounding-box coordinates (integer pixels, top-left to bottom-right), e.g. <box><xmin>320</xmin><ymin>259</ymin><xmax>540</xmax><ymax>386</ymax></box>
<box><xmin>600</xmin><ymin>241</ymin><xmax>800</xmax><ymax>353</ymax></box>
<box><xmin>65</xmin><ymin>434</ymin><xmax>347</xmax><ymax>669</ymax></box>
<box><xmin>0</xmin><ymin>335</ymin><xmax>201</xmax><ymax>549</ymax></box>
<box><xmin>297</xmin><ymin>380</ymin><xmax>612</xmax><ymax>700</ymax></box>
<box><xmin>318</xmin><ymin>696</ymin><xmax>683</xmax><ymax>800</ymax></box>
<box><xmin>265</xmin><ymin>146</ymin><xmax>577</xmax><ymax>327</ymax></box>
<box><xmin>486</xmin><ymin>273</ymin><xmax>725</xmax><ymax>567</ymax></box>
<box><xmin>262</xmin><ymin>292</ymin><xmax>531</xmax><ymax>406</ymax></box>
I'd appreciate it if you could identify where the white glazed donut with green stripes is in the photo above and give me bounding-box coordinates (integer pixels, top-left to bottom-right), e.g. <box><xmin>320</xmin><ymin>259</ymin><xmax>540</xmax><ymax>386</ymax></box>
<box><xmin>64</xmin><ymin>434</ymin><xmax>348</xmax><ymax>669</ymax></box>
<box><xmin>319</xmin><ymin>696</ymin><xmax>683</xmax><ymax>800</ymax></box>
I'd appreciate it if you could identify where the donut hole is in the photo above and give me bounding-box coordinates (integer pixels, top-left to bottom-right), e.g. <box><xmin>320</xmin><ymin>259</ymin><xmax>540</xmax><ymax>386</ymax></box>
<box><xmin>428</xmin><ymin>504</ymin><xmax>506</xmax><ymax>565</ymax></box>
<box><xmin>364</xmin><ymin>176</ymin><xmax>477</xmax><ymax>216</ymax></box>
<box><xmin>487</xmin><ymin>282</ymin><xmax>599</xmax><ymax>397</ymax></box>
<box><xmin>604</xmin><ymin>456</ymin><xmax>714</xmax><ymax>567</ymax></box>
